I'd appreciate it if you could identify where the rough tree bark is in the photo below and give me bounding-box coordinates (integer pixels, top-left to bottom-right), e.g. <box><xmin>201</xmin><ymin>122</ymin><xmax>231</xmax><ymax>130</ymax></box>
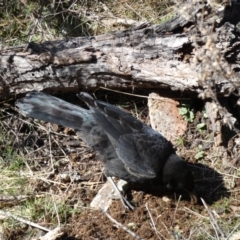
<box><xmin>0</xmin><ymin>0</ymin><xmax>240</xmax><ymax>100</ymax></box>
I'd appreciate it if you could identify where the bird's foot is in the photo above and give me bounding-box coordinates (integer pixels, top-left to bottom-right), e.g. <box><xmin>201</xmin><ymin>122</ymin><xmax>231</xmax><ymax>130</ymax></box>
<box><xmin>119</xmin><ymin>194</ymin><xmax>135</xmax><ymax>210</ymax></box>
<box><xmin>108</xmin><ymin>177</ymin><xmax>135</xmax><ymax>210</ymax></box>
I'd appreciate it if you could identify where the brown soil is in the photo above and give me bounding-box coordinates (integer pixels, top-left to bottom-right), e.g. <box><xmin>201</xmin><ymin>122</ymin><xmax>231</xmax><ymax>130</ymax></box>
<box><xmin>61</xmin><ymin>157</ymin><xmax>236</xmax><ymax>240</ymax></box>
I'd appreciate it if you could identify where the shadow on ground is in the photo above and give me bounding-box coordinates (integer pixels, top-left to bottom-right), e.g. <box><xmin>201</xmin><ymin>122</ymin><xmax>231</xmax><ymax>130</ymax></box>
<box><xmin>125</xmin><ymin>162</ymin><xmax>230</xmax><ymax>208</ymax></box>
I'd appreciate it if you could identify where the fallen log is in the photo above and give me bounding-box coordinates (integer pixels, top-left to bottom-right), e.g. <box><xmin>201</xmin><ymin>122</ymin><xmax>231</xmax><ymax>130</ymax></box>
<box><xmin>1</xmin><ymin>1</ymin><xmax>240</xmax><ymax>99</ymax></box>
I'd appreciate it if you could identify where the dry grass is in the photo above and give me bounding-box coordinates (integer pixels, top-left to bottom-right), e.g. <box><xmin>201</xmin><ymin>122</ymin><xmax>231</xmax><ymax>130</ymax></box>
<box><xmin>0</xmin><ymin>103</ymin><xmax>104</xmax><ymax>239</ymax></box>
<box><xmin>0</xmin><ymin>0</ymin><xmax>174</xmax><ymax>46</ymax></box>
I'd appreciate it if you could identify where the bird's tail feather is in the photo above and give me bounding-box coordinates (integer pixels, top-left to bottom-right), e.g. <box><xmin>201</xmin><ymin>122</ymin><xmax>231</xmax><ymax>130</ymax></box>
<box><xmin>16</xmin><ymin>92</ymin><xmax>95</xmax><ymax>132</ymax></box>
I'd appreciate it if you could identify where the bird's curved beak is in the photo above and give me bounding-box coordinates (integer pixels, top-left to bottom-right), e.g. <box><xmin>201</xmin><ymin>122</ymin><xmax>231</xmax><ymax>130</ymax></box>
<box><xmin>188</xmin><ymin>189</ymin><xmax>198</xmax><ymax>204</ymax></box>
<box><xmin>182</xmin><ymin>187</ymin><xmax>198</xmax><ymax>204</ymax></box>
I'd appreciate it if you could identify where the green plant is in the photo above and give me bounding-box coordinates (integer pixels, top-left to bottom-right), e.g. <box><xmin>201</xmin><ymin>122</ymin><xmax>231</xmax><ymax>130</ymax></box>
<box><xmin>179</xmin><ymin>104</ymin><xmax>194</xmax><ymax>122</ymax></box>
<box><xmin>195</xmin><ymin>144</ymin><xmax>205</xmax><ymax>159</ymax></box>
<box><xmin>203</xmin><ymin>110</ymin><xmax>208</xmax><ymax>119</ymax></box>
<box><xmin>176</xmin><ymin>137</ymin><xmax>185</xmax><ymax>147</ymax></box>
<box><xmin>197</xmin><ymin>122</ymin><xmax>206</xmax><ymax>133</ymax></box>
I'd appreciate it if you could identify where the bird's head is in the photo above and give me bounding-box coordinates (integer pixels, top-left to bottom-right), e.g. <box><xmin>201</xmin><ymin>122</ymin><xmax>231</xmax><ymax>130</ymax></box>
<box><xmin>162</xmin><ymin>154</ymin><xmax>197</xmax><ymax>203</ymax></box>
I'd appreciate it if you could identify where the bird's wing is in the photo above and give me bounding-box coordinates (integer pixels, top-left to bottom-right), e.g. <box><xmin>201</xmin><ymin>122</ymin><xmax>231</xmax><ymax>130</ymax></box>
<box><xmin>79</xmin><ymin>92</ymin><xmax>174</xmax><ymax>179</ymax></box>
<box><xmin>117</xmin><ymin>124</ymin><xmax>173</xmax><ymax>178</ymax></box>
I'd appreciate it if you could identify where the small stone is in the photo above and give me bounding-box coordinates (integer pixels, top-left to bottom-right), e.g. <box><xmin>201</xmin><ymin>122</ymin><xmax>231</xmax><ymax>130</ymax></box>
<box><xmin>162</xmin><ymin>196</ymin><xmax>171</xmax><ymax>202</ymax></box>
<box><xmin>58</xmin><ymin>173</ymin><xmax>71</xmax><ymax>183</ymax></box>
<box><xmin>148</xmin><ymin>93</ymin><xmax>187</xmax><ymax>144</ymax></box>
<box><xmin>90</xmin><ymin>180</ymin><xmax>116</xmax><ymax>211</ymax></box>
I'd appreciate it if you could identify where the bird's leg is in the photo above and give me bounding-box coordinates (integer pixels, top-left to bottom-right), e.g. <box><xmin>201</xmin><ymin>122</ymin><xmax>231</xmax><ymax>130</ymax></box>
<box><xmin>107</xmin><ymin>177</ymin><xmax>135</xmax><ymax>210</ymax></box>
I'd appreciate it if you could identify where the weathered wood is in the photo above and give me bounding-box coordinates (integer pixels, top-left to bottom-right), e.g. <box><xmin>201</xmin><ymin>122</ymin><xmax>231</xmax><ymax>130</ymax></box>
<box><xmin>0</xmin><ymin>0</ymin><xmax>240</xmax><ymax>99</ymax></box>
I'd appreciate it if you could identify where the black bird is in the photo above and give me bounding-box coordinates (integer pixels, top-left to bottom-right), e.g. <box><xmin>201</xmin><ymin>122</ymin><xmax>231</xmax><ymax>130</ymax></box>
<box><xmin>16</xmin><ymin>92</ymin><xmax>197</xmax><ymax>209</ymax></box>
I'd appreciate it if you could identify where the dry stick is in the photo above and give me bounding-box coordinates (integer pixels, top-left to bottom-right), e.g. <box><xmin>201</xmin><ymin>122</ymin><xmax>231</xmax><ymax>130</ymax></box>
<box><xmin>156</xmin><ymin>216</ymin><xmax>170</xmax><ymax>240</ymax></box>
<box><xmin>51</xmin><ymin>137</ymin><xmax>68</xmax><ymax>159</ymax></box>
<box><xmin>183</xmin><ymin>207</ymin><xmax>209</xmax><ymax>220</ymax></box>
<box><xmin>32</xmin><ymin>227</ymin><xmax>64</xmax><ymax>240</ymax></box>
<box><xmin>226</xmin><ymin>222</ymin><xmax>240</xmax><ymax>240</ymax></box>
<box><xmin>99</xmin><ymin>86</ymin><xmax>191</xmax><ymax>100</ymax></box>
<box><xmin>227</xmin><ymin>156</ymin><xmax>240</xmax><ymax>174</ymax></box>
<box><xmin>101</xmin><ymin>209</ymin><xmax>143</xmax><ymax>240</ymax></box>
<box><xmin>0</xmin><ymin>194</ymin><xmax>44</xmax><ymax>202</ymax></box>
<box><xmin>145</xmin><ymin>203</ymin><xmax>157</xmax><ymax>232</ymax></box>
<box><xmin>16</xmin><ymin>115</ymin><xmax>70</xmax><ymax>139</ymax></box>
<box><xmin>99</xmin><ymin>87</ymin><xmax>149</xmax><ymax>99</ymax></box>
<box><xmin>198</xmin><ymin>170</ymin><xmax>239</xmax><ymax>179</ymax></box>
<box><xmin>201</xmin><ymin>198</ymin><xmax>225</xmax><ymax>239</ymax></box>
<box><xmin>172</xmin><ymin>195</ymin><xmax>182</xmax><ymax>228</ymax></box>
<box><xmin>202</xmin><ymin>200</ymin><xmax>220</xmax><ymax>240</ymax></box>
<box><xmin>107</xmin><ymin>177</ymin><xmax>135</xmax><ymax>210</ymax></box>
<box><xmin>145</xmin><ymin>203</ymin><xmax>162</xmax><ymax>240</ymax></box>
<box><xmin>0</xmin><ymin>210</ymin><xmax>50</xmax><ymax>232</ymax></box>
<box><xmin>38</xmin><ymin>177</ymin><xmax>65</xmax><ymax>185</ymax></box>
<box><xmin>47</xmin><ymin>123</ymin><xmax>55</xmax><ymax>173</ymax></box>
<box><xmin>170</xmin><ymin>195</ymin><xmax>183</xmax><ymax>239</ymax></box>
<box><xmin>51</xmin><ymin>191</ymin><xmax>61</xmax><ymax>228</ymax></box>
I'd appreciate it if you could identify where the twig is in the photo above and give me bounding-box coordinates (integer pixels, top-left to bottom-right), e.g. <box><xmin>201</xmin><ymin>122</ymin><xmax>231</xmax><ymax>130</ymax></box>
<box><xmin>51</xmin><ymin>192</ymin><xmax>60</xmax><ymax>228</ymax></box>
<box><xmin>99</xmin><ymin>86</ymin><xmax>191</xmax><ymax>100</ymax></box>
<box><xmin>124</xmin><ymin>3</ymin><xmax>143</xmax><ymax>20</ymax></box>
<box><xmin>47</xmin><ymin>123</ymin><xmax>55</xmax><ymax>173</ymax></box>
<box><xmin>226</xmin><ymin>222</ymin><xmax>240</xmax><ymax>240</ymax></box>
<box><xmin>145</xmin><ymin>204</ymin><xmax>157</xmax><ymax>232</ymax></box>
<box><xmin>107</xmin><ymin>177</ymin><xmax>135</xmax><ymax>210</ymax></box>
<box><xmin>183</xmin><ymin>207</ymin><xmax>209</xmax><ymax>220</ymax></box>
<box><xmin>0</xmin><ymin>210</ymin><xmax>50</xmax><ymax>232</ymax></box>
<box><xmin>101</xmin><ymin>209</ymin><xmax>143</xmax><ymax>240</ymax></box>
<box><xmin>38</xmin><ymin>177</ymin><xmax>66</xmax><ymax>186</ymax></box>
<box><xmin>170</xmin><ymin>195</ymin><xmax>183</xmax><ymax>239</ymax></box>
<box><xmin>201</xmin><ymin>198</ymin><xmax>225</xmax><ymax>239</ymax></box>
<box><xmin>202</xmin><ymin>201</ymin><xmax>219</xmax><ymax>240</ymax></box>
<box><xmin>32</xmin><ymin>227</ymin><xmax>64</xmax><ymax>240</ymax></box>
<box><xmin>156</xmin><ymin>215</ymin><xmax>170</xmax><ymax>240</ymax></box>
<box><xmin>0</xmin><ymin>194</ymin><xmax>44</xmax><ymax>202</ymax></box>
<box><xmin>145</xmin><ymin>203</ymin><xmax>161</xmax><ymax>239</ymax></box>
<box><xmin>172</xmin><ymin>195</ymin><xmax>181</xmax><ymax>228</ymax></box>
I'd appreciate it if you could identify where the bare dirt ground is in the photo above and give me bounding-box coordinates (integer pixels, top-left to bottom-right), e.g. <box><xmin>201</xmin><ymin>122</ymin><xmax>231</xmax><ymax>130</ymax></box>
<box><xmin>1</xmin><ymin>90</ymin><xmax>240</xmax><ymax>240</ymax></box>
